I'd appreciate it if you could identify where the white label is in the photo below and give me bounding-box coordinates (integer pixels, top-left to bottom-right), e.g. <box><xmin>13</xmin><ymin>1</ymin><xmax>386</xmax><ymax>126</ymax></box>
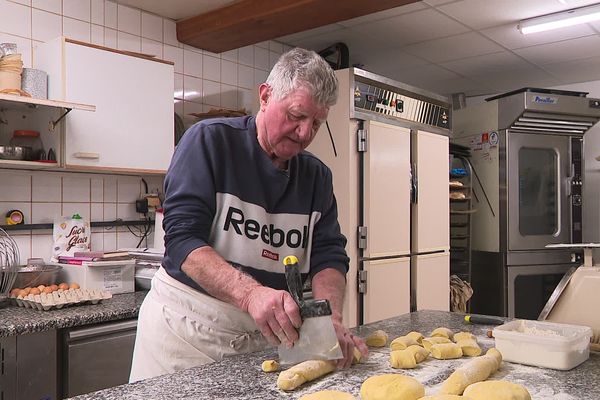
<box><xmin>103</xmin><ymin>267</ymin><xmax>123</xmax><ymax>290</ymax></box>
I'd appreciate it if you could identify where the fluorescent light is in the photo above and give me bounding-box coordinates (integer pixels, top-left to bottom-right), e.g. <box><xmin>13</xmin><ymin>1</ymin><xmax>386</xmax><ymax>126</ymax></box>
<box><xmin>518</xmin><ymin>3</ymin><xmax>600</xmax><ymax>34</ymax></box>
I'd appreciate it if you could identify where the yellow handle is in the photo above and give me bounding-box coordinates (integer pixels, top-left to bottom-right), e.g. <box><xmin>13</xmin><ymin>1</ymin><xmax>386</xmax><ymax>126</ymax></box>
<box><xmin>283</xmin><ymin>255</ymin><xmax>298</xmax><ymax>266</ymax></box>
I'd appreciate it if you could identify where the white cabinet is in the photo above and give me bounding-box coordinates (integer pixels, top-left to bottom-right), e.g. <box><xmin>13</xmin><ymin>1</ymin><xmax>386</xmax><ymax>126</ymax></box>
<box><xmin>35</xmin><ymin>37</ymin><xmax>174</xmax><ymax>174</ymax></box>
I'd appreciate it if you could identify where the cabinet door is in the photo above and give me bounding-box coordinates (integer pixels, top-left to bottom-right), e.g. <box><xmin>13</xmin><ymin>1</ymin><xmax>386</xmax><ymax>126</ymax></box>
<box><xmin>413</xmin><ymin>252</ymin><xmax>449</xmax><ymax>311</ymax></box>
<box><xmin>363</xmin><ymin>257</ymin><xmax>410</xmax><ymax>324</ymax></box>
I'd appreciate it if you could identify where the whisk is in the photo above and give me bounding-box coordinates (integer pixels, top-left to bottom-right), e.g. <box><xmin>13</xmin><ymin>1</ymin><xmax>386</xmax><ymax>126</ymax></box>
<box><xmin>0</xmin><ymin>227</ymin><xmax>20</xmax><ymax>305</ymax></box>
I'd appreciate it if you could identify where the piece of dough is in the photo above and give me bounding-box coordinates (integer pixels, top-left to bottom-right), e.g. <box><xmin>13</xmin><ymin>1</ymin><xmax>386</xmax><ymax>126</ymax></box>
<box><xmin>439</xmin><ymin>348</ymin><xmax>503</xmax><ymax>395</ymax></box>
<box><xmin>390</xmin><ymin>349</ymin><xmax>417</xmax><ymax>369</ymax></box>
<box><xmin>261</xmin><ymin>359</ymin><xmax>280</xmax><ymax>372</ymax></box>
<box><xmin>463</xmin><ymin>380</ymin><xmax>531</xmax><ymax>400</ymax></box>
<box><xmin>430</xmin><ymin>343</ymin><xmax>463</xmax><ymax>359</ymax></box>
<box><xmin>277</xmin><ymin>360</ymin><xmax>335</xmax><ymax>391</ymax></box>
<box><xmin>405</xmin><ymin>331</ymin><xmax>424</xmax><ymax>344</ymax></box>
<box><xmin>457</xmin><ymin>338</ymin><xmax>482</xmax><ymax>357</ymax></box>
<box><xmin>352</xmin><ymin>347</ymin><xmax>363</xmax><ymax>364</ymax></box>
<box><xmin>431</xmin><ymin>327</ymin><xmax>454</xmax><ymax>340</ymax></box>
<box><xmin>366</xmin><ymin>330</ymin><xmax>388</xmax><ymax>347</ymax></box>
<box><xmin>422</xmin><ymin>336</ymin><xmax>452</xmax><ymax>351</ymax></box>
<box><xmin>453</xmin><ymin>331</ymin><xmax>475</xmax><ymax>342</ymax></box>
<box><xmin>390</xmin><ymin>335</ymin><xmax>419</xmax><ymax>351</ymax></box>
<box><xmin>299</xmin><ymin>390</ymin><xmax>356</xmax><ymax>400</ymax></box>
<box><xmin>406</xmin><ymin>345</ymin><xmax>429</xmax><ymax>363</ymax></box>
<box><xmin>360</xmin><ymin>374</ymin><xmax>424</xmax><ymax>400</ymax></box>
<box><xmin>420</xmin><ymin>396</ymin><xmax>470</xmax><ymax>400</ymax></box>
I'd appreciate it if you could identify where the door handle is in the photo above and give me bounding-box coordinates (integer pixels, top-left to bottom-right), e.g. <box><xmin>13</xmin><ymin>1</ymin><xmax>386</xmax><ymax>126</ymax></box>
<box><xmin>410</xmin><ymin>163</ymin><xmax>418</xmax><ymax>204</ymax></box>
<box><xmin>73</xmin><ymin>152</ymin><xmax>100</xmax><ymax>160</ymax></box>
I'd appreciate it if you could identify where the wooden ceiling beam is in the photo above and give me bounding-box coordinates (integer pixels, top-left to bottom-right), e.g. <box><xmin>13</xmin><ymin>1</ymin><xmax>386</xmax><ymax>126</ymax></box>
<box><xmin>177</xmin><ymin>0</ymin><xmax>421</xmax><ymax>53</ymax></box>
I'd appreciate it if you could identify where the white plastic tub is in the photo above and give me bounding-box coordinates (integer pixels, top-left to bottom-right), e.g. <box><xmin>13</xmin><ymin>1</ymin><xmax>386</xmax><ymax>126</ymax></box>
<box><xmin>493</xmin><ymin>319</ymin><xmax>592</xmax><ymax>370</ymax></box>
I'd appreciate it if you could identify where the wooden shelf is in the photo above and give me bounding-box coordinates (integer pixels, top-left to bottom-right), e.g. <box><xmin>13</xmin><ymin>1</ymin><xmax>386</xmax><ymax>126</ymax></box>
<box><xmin>0</xmin><ymin>93</ymin><xmax>95</xmax><ymax>112</ymax></box>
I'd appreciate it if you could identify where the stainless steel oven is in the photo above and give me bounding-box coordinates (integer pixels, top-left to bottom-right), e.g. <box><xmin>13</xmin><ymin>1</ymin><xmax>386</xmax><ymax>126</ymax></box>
<box><xmin>453</xmin><ymin>88</ymin><xmax>599</xmax><ymax>317</ymax></box>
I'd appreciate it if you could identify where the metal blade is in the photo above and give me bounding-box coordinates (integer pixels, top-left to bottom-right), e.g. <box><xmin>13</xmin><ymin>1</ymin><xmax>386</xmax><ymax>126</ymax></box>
<box><xmin>278</xmin><ymin>315</ymin><xmax>343</xmax><ymax>365</ymax></box>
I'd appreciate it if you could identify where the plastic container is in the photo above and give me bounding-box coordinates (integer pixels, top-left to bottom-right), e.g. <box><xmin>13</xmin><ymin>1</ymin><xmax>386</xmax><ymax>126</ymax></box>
<box><xmin>493</xmin><ymin>319</ymin><xmax>592</xmax><ymax>370</ymax></box>
<box><xmin>57</xmin><ymin>260</ymin><xmax>135</xmax><ymax>294</ymax></box>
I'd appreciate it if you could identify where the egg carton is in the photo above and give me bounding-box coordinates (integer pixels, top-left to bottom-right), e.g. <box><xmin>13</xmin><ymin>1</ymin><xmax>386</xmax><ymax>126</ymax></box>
<box><xmin>11</xmin><ymin>288</ymin><xmax>112</xmax><ymax>311</ymax></box>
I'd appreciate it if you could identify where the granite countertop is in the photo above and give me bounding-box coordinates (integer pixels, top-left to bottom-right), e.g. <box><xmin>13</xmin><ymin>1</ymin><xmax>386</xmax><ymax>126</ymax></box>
<box><xmin>0</xmin><ymin>291</ymin><xmax>147</xmax><ymax>337</ymax></box>
<box><xmin>66</xmin><ymin>310</ymin><xmax>600</xmax><ymax>400</ymax></box>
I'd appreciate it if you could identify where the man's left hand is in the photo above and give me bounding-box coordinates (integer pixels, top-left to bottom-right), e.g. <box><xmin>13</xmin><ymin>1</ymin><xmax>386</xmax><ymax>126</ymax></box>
<box><xmin>332</xmin><ymin>320</ymin><xmax>369</xmax><ymax>369</ymax></box>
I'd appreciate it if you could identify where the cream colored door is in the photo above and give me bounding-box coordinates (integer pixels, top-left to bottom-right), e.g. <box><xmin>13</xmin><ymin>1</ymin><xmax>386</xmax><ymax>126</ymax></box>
<box><xmin>363</xmin><ymin>257</ymin><xmax>410</xmax><ymax>324</ymax></box>
<box><xmin>414</xmin><ymin>252</ymin><xmax>449</xmax><ymax>311</ymax></box>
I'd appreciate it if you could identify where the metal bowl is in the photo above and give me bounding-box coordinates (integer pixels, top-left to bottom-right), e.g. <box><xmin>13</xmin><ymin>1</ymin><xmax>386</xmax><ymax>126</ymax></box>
<box><xmin>0</xmin><ymin>145</ymin><xmax>33</xmax><ymax>160</ymax></box>
<box><xmin>13</xmin><ymin>264</ymin><xmax>62</xmax><ymax>289</ymax></box>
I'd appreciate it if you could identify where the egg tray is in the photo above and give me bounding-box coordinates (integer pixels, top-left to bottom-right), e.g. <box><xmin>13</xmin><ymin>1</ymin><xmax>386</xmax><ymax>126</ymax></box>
<box><xmin>11</xmin><ymin>288</ymin><xmax>112</xmax><ymax>311</ymax></box>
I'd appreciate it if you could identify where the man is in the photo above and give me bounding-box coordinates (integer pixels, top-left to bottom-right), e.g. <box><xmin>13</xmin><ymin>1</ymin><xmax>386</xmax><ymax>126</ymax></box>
<box><xmin>130</xmin><ymin>47</ymin><xmax>368</xmax><ymax>382</ymax></box>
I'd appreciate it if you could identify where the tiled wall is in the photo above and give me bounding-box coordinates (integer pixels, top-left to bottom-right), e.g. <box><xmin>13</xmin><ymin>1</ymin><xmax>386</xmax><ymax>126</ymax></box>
<box><xmin>0</xmin><ymin>0</ymin><xmax>290</xmax><ymax>262</ymax></box>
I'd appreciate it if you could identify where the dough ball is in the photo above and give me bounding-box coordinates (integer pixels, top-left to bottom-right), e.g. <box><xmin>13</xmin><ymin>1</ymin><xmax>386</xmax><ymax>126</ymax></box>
<box><xmin>390</xmin><ymin>336</ymin><xmax>419</xmax><ymax>351</ymax></box>
<box><xmin>390</xmin><ymin>349</ymin><xmax>417</xmax><ymax>369</ymax></box>
<box><xmin>406</xmin><ymin>345</ymin><xmax>429</xmax><ymax>363</ymax></box>
<box><xmin>405</xmin><ymin>331</ymin><xmax>424</xmax><ymax>344</ymax></box>
<box><xmin>299</xmin><ymin>390</ymin><xmax>356</xmax><ymax>400</ymax></box>
<box><xmin>431</xmin><ymin>327</ymin><xmax>454</xmax><ymax>340</ymax></box>
<box><xmin>420</xmin><ymin>396</ymin><xmax>468</xmax><ymax>400</ymax></box>
<box><xmin>352</xmin><ymin>347</ymin><xmax>363</xmax><ymax>364</ymax></box>
<box><xmin>463</xmin><ymin>380</ymin><xmax>531</xmax><ymax>400</ymax></box>
<box><xmin>457</xmin><ymin>338</ymin><xmax>482</xmax><ymax>357</ymax></box>
<box><xmin>453</xmin><ymin>331</ymin><xmax>476</xmax><ymax>342</ymax></box>
<box><xmin>360</xmin><ymin>374</ymin><xmax>424</xmax><ymax>400</ymax></box>
<box><xmin>261</xmin><ymin>359</ymin><xmax>280</xmax><ymax>372</ymax></box>
<box><xmin>366</xmin><ymin>330</ymin><xmax>389</xmax><ymax>347</ymax></box>
<box><xmin>422</xmin><ymin>336</ymin><xmax>452</xmax><ymax>351</ymax></box>
<box><xmin>430</xmin><ymin>342</ymin><xmax>463</xmax><ymax>359</ymax></box>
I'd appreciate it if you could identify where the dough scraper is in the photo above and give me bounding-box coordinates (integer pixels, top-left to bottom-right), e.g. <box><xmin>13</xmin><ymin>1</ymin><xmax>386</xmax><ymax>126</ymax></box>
<box><xmin>278</xmin><ymin>255</ymin><xmax>343</xmax><ymax>365</ymax></box>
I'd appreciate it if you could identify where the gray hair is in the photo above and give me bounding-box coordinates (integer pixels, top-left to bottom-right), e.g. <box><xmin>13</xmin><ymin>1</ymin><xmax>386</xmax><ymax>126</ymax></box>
<box><xmin>266</xmin><ymin>48</ymin><xmax>338</xmax><ymax>107</ymax></box>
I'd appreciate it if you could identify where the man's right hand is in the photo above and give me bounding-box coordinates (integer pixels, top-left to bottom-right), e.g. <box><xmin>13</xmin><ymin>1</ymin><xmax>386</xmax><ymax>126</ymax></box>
<box><xmin>242</xmin><ymin>286</ymin><xmax>302</xmax><ymax>347</ymax></box>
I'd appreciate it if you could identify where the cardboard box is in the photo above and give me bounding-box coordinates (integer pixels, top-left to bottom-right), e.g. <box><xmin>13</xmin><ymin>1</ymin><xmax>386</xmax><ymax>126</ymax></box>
<box><xmin>57</xmin><ymin>260</ymin><xmax>135</xmax><ymax>294</ymax></box>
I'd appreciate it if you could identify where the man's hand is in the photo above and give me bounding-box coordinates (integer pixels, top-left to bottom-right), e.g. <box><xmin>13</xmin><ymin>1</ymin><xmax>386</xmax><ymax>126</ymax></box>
<box><xmin>242</xmin><ymin>286</ymin><xmax>302</xmax><ymax>347</ymax></box>
<box><xmin>333</xmin><ymin>319</ymin><xmax>369</xmax><ymax>369</ymax></box>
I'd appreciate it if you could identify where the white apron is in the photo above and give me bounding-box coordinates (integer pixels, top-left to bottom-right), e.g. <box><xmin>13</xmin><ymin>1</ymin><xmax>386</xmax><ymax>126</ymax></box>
<box><xmin>129</xmin><ymin>267</ymin><xmax>268</xmax><ymax>382</ymax></box>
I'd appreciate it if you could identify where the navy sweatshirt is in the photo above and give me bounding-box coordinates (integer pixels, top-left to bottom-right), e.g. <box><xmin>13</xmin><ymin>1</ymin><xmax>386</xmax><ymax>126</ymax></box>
<box><xmin>162</xmin><ymin>116</ymin><xmax>349</xmax><ymax>294</ymax></box>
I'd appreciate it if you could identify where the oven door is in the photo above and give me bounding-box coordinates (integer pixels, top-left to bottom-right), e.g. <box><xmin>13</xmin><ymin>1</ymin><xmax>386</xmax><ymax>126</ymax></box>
<box><xmin>507</xmin><ymin>132</ymin><xmax>571</xmax><ymax>251</ymax></box>
<box><xmin>507</xmin><ymin>263</ymin><xmax>573</xmax><ymax>319</ymax></box>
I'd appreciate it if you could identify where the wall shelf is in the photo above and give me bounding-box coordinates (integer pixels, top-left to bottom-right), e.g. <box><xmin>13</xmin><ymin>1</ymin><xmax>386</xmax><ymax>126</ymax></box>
<box><xmin>1</xmin><ymin>219</ymin><xmax>153</xmax><ymax>231</ymax></box>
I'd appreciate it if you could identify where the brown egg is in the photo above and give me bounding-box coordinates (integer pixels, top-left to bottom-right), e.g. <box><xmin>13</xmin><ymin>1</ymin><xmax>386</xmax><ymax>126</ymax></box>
<box><xmin>18</xmin><ymin>289</ymin><xmax>28</xmax><ymax>297</ymax></box>
<box><xmin>69</xmin><ymin>282</ymin><xmax>80</xmax><ymax>289</ymax></box>
<box><xmin>30</xmin><ymin>288</ymin><xmax>41</xmax><ymax>295</ymax></box>
<box><xmin>10</xmin><ymin>288</ymin><xmax>21</xmax><ymax>297</ymax></box>
<box><xmin>21</xmin><ymin>287</ymin><xmax>32</xmax><ymax>295</ymax></box>
<box><xmin>50</xmin><ymin>284</ymin><xmax>59</xmax><ymax>291</ymax></box>
<box><xmin>37</xmin><ymin>285</ymin><xmax>46</xmax><ymax>291</ymax></box>
<box><xmin>42</xmin><ymin>287</ymin><xmax>54</xmax><ymax>294</ymax></box>
<box><xmin>58</xmin><ymin>282</ymin><xmax>69</xmax><ymax>290</ymax></box>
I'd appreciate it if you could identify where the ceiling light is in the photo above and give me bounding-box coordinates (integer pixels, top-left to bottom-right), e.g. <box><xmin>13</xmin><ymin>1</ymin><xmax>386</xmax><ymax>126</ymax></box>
<box><xmin>518</xmin><ymin>3</ymin><xmax>600</xmax><ymax>34</ymax></box>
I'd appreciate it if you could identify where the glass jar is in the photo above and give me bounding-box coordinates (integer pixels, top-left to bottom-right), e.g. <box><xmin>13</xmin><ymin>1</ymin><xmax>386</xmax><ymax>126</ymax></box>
<box><xmin>10</xmin><ymin>130</ymin><xmax>43</xmax><ymax>160</ymax></box>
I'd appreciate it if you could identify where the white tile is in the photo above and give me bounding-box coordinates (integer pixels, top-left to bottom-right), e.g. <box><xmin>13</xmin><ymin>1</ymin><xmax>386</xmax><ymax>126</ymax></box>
<box><xmin>269</xmin><ymin>41</ymin><xmax>283</xmax><ymax>53</ymax></box>
<box><xmin>103</xmin><ymin>231</ymin><xmax>117</xmax><ymax>251</ymax></box>
<box><xmin>203</xmin><ymin>55</ymin><xmax>220</xmax><ymax>82</ymax></box>
<box><xmin>174</xmin><ymin>73</ymin><xmax>184</xmax><ymax>99</ymax></box>
<box><xmin>13</xmin><ymin>234</ymin><xmax>31</xmax><ymax>263</ymax></box>
<box><xmin>238</xmin><ymin>45</ymin><xmax>253</xmax><ymax>66</ymax></box>
<box><xmin>11</xmin><ymin>0</ymin><xmax>30</xmax><ymax>5</ymax></box>
<box><xmin>31</xmin><ymin>202</ymin><xmax>61</xmax><ymax>223</ymax></box>
<box><xmin>276</xmin><ymin>24</ymin><xmax>342</xmax><ymax>44</ymax></box>
<box><xmin>183</xmin><ymin>48</ymin><xmax>202</xmax><ymax>77</ymax></box>
<box><xmin>31</xmin><ymin>234</ymin><xmax>54</xmax><ymax>262</ymax></box>
<box><xmin>221</xmin><ymin>84</ymin><xmax>238</xmax><ymax>110</ymax></box>
<box><xmin>91</xmin><ymin>24</ymin><xmax>103</xmax><ymax>45</ymax></box>
<box><xmin>254</xmin><ymin>69</ymin><xmax>268</xmax><ymax>86</ymax></box>
<box><xmin>104</xmin><ymin>177</ymin><xmax>117</xmax><ymax>202</ymax></box>
<box><xmin>202</xmin><ymin>79</ymin><xmax>221</xmax><ymax>107</ymax></box>
<box><xmin>63</xmin><ymin>0</ymin><xmax>90</xmax><ymax>22</ymax></box>
<box><xmin>141</xmin><ymin>37</ymin><xmax>161</xmax><ymax>58</ymax></box>
<box><xmin>182</xmin><ymin>101</ymin><xmax>203</xmax><ymax>127</ymax></box>
<box><xmin>183</xmin><ymin>75</ymin><xmax>202</xmax><ymax>103</ymax></box>
<box><xmin>32</xmin><ymin>0</ymin><xmax>61</xmax><ymax>14</ymax></box>
<box><xmin>62</xmin><ymin>176</ymin><xmax>90</xmax><ymax>202</ymax></box>
<box><xmin>32</xmin><ymin>173</ymin><xmax>61</xmax><ymax>201</ymax></box>
<box><xmin>63</xmin><ymin>17</ymin><xmax>90</xmax><ymax>42</ymax></box>
<box><xmin>403</xmin><ymin>32</ymin><xmax>504</xmax><ymax>63</ymax></box>
<box><xmin>0</xmin><ymin>0</ymin><xmax>31</xmax><ymax>38</ymax></box>
<box><xmin>117</xmin><ymin>31</ymin><xmax>140</xmax><ymax>52</ymax></box>
<box><xmin>254</xmin><ymin>46</ymin><xmax>269</xmax><ymax>70</ymax></box>
<box><xmin>221</xmin><ymin>49</ymin><xmax>237</xmax><ymax>62</ymax></box>
<box><xmin>117</xmin><ymin>177</ymin><xmax>141</xmax><ymax>203</ymax></box>
<box><xmin>0</xmin><ymin>201</ymin><xmax>31</xmax><ymax>225</ymax></box>
<box><xmin>104</xmin><ymin>27</ymin><xmax>116</xmax><ymax>48</ymax></box>
<box><xmin>541</xmin><ymin>55</ymin><xmax>600</xmax><ymax>84</ymax></box>
<box><xmin>238</xmin><ymin>87</ymin><xmax>256</xmax><ymax>115</ymax></box>
<box><xmin>441</xmin><ymin>51</ymin><xmax>533</xmax><ymax>76</ymax></box>
<box><xmin>117</xmin><ymin>230</ymin><xmax>142</xmax><ymax>249</ymax></box>
<box><xmin>164</xmin><ymin>44</ymin><xmax>183</xmax><ymax>74</ymax></box>
<box><xmin>91</xmin><ymin>202</ymin><xmax>103</xmax><ymax>221</ymax></box>
<box><xmin>103</xmin><ymin>202</ymin><xmax>116</xmax><ymax>221</ymax></box>
<box><xmin>32</xmin><ymin>9</ymin><xmax>62</xmax><ymax>43</ymax></box>
<box><xmin>238</xmin><ymin>64</ymin><xmax>254</xmax><ymax>89</ymax></box>
<box><xmin>338</xmin><ymin>2</ymin><xmax>427</xmax><ymax>27</ymax></box>
<box><xmin>116</xmin><ymin>202</ymin><xmax>139</xmax><ymax>220</ymax></box>
<box><xmin>104</xmin><ymin>0</ymin><xmax>116</xmax><ymax>29</ymax></box>
<box><xmin>0</xmin><ymin>33</ymin><xmax>32</xmax><ymax>67</ymax></box>
<box><xmin>221</xmin><ymin>59</ymin><xmax>237</xmax><ymax>86</ymax></box>
<box><xmin>91</xmin><ymin>0</ymin><xmax>103</xmax><ymax>25</ymax></box>
<box><xmin>0</xmin><ymin>171</ymin><xmax>30</xmax><ymax>201</ymax></box>
<box><xmin>62</xmin><ymin>202</ymin><xmax>90</xmax><ymax>221</ymax></box>
<box><xmin>91</xmin><ymin>178</ymin><xmax>103</xmax><ymax>201</ymax></box>
<box><xmin>514</xmin><ymin>35</ymin><xmax>600</xmax><ymax>66</ymax></box>
<box><xmin>117</xmin><ymin>4</ymin><xmax>140</xmax><ymax>35</ymax></box>
<box><xmin>141</xmin><ymin>11</ymin><xmax>162</xmax><ymax>41</ymax></box>
<box><xmin>255</xmin><ymin>40</ymin><xmax>269</xmax><ymax>49</ymax></box>
<box><xmin>163</xmin><ymin>18</ymin><xmax>178</xmax><ymax>47</ymax></box>
<box><xmin>90</xmin><ymin>229</ymin><xmax>103</xmax><ymax>251</ymax></box>
<box><xmin>269</xmin><ymin>50</ymin><xmax>280</xmax><ymax>70</ymax></box>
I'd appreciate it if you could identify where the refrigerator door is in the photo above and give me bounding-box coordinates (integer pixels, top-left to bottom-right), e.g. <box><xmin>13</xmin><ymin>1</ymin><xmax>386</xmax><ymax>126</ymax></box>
<box><xmin>363</xmin><ymin>120</ymin><xmax>411</xmax><ymax>259</ymax></box>
<box><xmin>413</xmin><ymin>252</ymin><xmax>449</xmax><ymax>311</ymax></box>
<box><xmin>362</xmin><ymin>257</ymin><xmax>410</xmax><ymax>324</ymax></box>
<box><xmin>412</xmin><ymin>130</ymin><xmax>450</xmax><ymax>253</ymax></box>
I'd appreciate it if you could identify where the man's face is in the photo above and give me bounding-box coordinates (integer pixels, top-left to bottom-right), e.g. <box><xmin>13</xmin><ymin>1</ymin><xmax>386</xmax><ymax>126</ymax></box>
<box><xmin>257</xmin><ymin>84</ymin><xmax>329</xmax><ymax>163</ymax></box>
